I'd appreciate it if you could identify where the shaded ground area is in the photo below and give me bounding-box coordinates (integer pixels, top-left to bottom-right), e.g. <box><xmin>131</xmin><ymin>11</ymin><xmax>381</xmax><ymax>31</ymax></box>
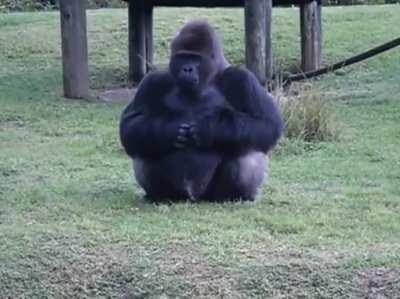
<box><xmin>2</xmin><ymin>237</ymin><xmax>399</xmax><ymax>297</ymax></box>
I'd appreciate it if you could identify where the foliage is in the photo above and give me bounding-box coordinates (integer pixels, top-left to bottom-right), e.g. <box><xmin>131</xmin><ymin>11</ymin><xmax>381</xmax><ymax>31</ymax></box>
<box><xmin>0</xmin><ymin>0</ymin><xmax>126</xmax><ymax>12</ymax></box>
<box><xmin>275</xmin><ymin>82</ymin><xmax>341</xmax><ymax>142</ymax></box>
<box><xmin>323</xmin><ymin>0</ymin><xmax>399</xmax><ymax>4</ymax></box>
<box><xmin>0</xmin><ymin>0</ymin><xmax>50</xmax><ymax>11</ymax></box>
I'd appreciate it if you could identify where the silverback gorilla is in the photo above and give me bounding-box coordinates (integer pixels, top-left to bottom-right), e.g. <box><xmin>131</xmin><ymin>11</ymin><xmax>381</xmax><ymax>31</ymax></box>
<box><xmin>120</xmin><ymin>21</ymin><xmax>283</xmax><ymax>202</ymax></box>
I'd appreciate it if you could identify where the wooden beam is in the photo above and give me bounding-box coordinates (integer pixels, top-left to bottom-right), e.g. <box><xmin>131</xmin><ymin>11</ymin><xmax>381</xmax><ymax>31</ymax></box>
<box><xmin>138</xmin><ymin>0</ymin><xmax>245</xmax><ymax>7</ymax></box>
<box><xmin>245</xmin><ymin>0</ymin><xmax>266</xmax><ymax>84</ymax></box>
<box><xmin>300</xmin><ymin>1</ymin><xmax>321</xmax><ymax>72</ymax></box>
<box><xmin>128</xmin><ymin>0</ymin><xmax>146</xmax><ymax>84</ymax></box>
<box><xmin>145</xmin><ymin>5</ymin><xmax>154</xmax><ymax>72</ymax></box>
<box><xmin>124</xmin><ymin>0</ymin><xmax>314</xmax><ymax>7</ymax></box>
<box><xmin>265</xmin><ymin>0</ymin><xmax>273</xmax><ymax>82</ymax></box>
<box><xmin>59</xmin><ymin>0</ymin><xmax>89</xmax><ymax>99</ymax></box>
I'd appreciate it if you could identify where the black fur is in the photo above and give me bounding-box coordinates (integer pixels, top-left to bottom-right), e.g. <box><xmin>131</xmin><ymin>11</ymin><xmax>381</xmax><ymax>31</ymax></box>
<box><xmin>120</xmin><ymin>21</ymin><xmax>283</xmax><ymax>202</ymax></box>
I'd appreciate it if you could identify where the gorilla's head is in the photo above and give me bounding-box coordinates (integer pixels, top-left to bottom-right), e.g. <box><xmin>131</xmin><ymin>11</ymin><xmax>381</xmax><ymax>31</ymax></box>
<box><xmin>169</xmin><ymin>20</ymin><xmax>229</xmax><ymax>94</ymax></box>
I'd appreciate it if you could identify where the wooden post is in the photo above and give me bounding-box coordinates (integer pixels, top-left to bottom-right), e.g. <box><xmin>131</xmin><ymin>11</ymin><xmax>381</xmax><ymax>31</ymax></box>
<box><xmin>265</xmin><ymin>0</ymin><xmax>273</xmax><ymax>82</ymax></box>
<box><xmin>145</xmin><ymin>5</ymin><xmax>154</xmax><ymax>72</ymax></box>
<box><xmin>59</xmin><ymin>0</ymin><xmax>89</xmax><ymax>99</ymax></box>
<box><xmin>244</xmin><ymin>0</ymin><xmax>266</xmax><ymax>84</ymax></box>
<box><xmin>128</xmin><ymin>0</ymin><xmax>146</xmax><ymax>84</ymax></box>
<box><xmin>300</xmin><ymin>0</ymin><xmax>321</xmax><ymax>72</ymax></box>
<box><xmin>317</xmin><ymin>1</ymin><xmax>322</xmax><ymax>66</ymax></box>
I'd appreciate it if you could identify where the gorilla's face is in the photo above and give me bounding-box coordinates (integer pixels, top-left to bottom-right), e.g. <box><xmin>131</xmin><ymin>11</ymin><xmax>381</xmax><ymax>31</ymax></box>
<box><xmin>169</xmin><ymin>20</ymin><xmax>229</xmax><ymax>95</ymax></box>
<box><xmin>170</xmin><ymin>52</ymin><xmax>215</xmax><ymax>95</ymax></box>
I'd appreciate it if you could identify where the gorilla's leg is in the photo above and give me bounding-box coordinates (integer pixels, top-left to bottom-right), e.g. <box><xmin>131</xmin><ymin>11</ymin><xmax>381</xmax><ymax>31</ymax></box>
<box><xmin>205</xmin><ymin>151</ymin><xmax>268</xmax><ymax>201</ymax></box>
<box><xmin>133</xmin><ymin>159</ymin><xmax>185</xmax><ymax>201</ymax></box>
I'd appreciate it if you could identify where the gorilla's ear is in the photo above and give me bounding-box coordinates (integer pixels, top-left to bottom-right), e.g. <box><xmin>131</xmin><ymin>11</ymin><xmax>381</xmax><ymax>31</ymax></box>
<box><xmin>170</xmin><ymin>20</ymin><xmax>230</xmax><ymax>72</ymax></box>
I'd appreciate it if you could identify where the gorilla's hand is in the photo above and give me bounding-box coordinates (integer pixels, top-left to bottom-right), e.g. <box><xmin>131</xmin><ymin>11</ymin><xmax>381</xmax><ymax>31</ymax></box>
<box><xmin>190</xmin><ymin>108</ymin><xmax>242</xmax><ymax>151</ymax></box>
<box><xmin>173</xmin><ymin>123</ymin><xmax>194</xmax><ymax>149</ymax></box>
<box><xmin>188</xmin><ymin>113</ymin><xmax>220</xmax><ymax>149</ymax></box>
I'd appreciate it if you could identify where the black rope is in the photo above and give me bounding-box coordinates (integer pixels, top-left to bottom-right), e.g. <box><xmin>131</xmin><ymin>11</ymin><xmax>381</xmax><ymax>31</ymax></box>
<box><xmin>286</xmin><ymin>37</ymin><xmax>400</xmax><ymax>83</ymax></box>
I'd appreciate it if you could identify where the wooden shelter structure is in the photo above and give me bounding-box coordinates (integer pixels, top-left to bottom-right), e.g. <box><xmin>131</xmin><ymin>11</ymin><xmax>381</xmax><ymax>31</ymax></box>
<box><xmin>59</xmin><ymin>0</ymin><xmax>322</xmax><ymax>98</ymax></box>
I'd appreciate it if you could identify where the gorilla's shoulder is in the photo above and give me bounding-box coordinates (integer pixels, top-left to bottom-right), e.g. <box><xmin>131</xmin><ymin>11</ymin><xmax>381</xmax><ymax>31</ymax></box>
<box><xmin>139</xmin><ymin>70</ymin><xmax>174</xmax><ymax>94</ymax></box>
<box><xmin>219</xmin><ymin>66</ymin><xmax>255</xmax><ymax>82</ymax></box>
<box><xmin>129</xmin><ymin>71</ymin><xmax>175</xmax><ymax>109</ymax></box>
<box><xmin>217</xmin><ymin>66</ymin><xmax>258</xmax><ymax>92</ymax></box>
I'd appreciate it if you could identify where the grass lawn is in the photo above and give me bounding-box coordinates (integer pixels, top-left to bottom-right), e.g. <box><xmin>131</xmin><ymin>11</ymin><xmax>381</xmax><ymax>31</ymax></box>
<box><xmin>1</xmin><ymin>5</ymin><xmax>400</xmax><ymax>298</ymax></box>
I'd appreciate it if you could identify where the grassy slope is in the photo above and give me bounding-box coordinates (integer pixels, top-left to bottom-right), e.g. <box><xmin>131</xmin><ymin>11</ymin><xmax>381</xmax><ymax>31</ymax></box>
<box><xmin>0</xmin><ymin>5</ymin><xmax>400</xmax><ymax>298</ymax></box>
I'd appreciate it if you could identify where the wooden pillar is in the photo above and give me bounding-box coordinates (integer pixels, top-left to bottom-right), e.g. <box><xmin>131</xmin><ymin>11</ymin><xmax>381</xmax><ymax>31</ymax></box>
<box><xmin>245</xmin><ymin>0</ymin><xmax>266</xmax><ymax>84</ymax></box>
<box><xmin>145</xmin><ymin>5</ymin><xmax>154</xmax><ymax>72</ymax></box>
<box><xmin>265</xmin><ymin>0</ymin><xmax>273</xmax><ymax>82</ymax></box>
<box><xmin>317</xmin><ymin>1</ymin><xmax>323</xmax><ymax>66</ymax></box>
<box><xmin>59</xmin><ymin>0</ymin><xmax>89</xmax><ymax>99</ymax></box>
<box><xmin>300</xmin><ymin>0</ymin><xmax>321</xmax><ymax>72</ymax></box>
<box><xmin>128</xmin><ymin>0</ymin><xmax>146</xmax><ymax>84</ymax></box>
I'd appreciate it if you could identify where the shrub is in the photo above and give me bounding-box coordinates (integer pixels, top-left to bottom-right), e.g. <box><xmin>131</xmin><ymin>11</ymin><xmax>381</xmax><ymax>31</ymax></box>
<box><xmin>0</xmin><ymin>0</ymin><xmax>126</xmax><ymax>12</ymax></box>
<box><xmin>273</xmin><ymin>82</ymin><xmax>341</xmax><ymax>143</ymax></box>
<box><xmin>0</xmin><ymin>0</ymin><xmax>51</xmax><ymax>12</ymax></box>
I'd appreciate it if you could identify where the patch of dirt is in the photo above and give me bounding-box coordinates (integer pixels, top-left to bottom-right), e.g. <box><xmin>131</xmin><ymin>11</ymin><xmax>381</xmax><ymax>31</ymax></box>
<box><xmin>357</xmin><ymin>268</ymin><xmax>400</xmax><ymax>299</ymax></box>
<box><xmin>97</xmin><ymin>88</ymin><xmax>136</xmax><ymax>103</ymax></box>
<box><xmin>153</xmin><ymin>243</ymin><xmax>235</xmax><ymax>297</ymax></box>
<box><xmin>40</xmin><ymin>241</ymin><xmax>236</xmax><ymax>298</ymax></box>
<box><xmin>234</xmin><ymin>245</ymin><xmax>347</xmax><ymax>268</ymax></box>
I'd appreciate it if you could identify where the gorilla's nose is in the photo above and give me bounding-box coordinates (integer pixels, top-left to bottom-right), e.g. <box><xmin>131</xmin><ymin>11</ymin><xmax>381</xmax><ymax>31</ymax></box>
<box><xmin>183</xmin><ymin>65</ymin><xmax>194</xmax><ymax>74</ymax></box>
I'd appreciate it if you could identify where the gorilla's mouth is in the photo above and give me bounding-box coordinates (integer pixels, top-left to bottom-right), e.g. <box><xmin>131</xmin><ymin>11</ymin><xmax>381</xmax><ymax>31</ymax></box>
<box><xmin>177</xmin><ymin>77</ymin><xmax>200</xmax><ymax>91</ymax></box>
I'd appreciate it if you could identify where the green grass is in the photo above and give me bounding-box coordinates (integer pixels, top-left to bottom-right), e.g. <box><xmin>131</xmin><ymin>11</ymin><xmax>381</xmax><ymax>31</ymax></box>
<box><xmin>1</xmin><ymin>5</ymin><xmax>400</xmax><ymax>297</ymax></box>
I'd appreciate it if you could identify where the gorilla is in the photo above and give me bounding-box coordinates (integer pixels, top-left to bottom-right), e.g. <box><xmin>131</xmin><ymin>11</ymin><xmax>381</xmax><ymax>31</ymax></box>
<box><xmin>120</xmin><ymin>20</ymin><xmax>283</xmax><ymax>202</ymax></box>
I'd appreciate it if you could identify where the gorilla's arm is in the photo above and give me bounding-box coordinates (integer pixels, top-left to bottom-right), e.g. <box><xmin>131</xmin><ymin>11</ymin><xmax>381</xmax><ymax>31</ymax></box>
<box><xmin>120</xmin><ymin>71</ymin><xmax>182</xmax><ymax>159</ymax></box>
<box><xmin>197</xmin><ymin>67</ymin><xmax>283</xmax><ymax>153</ymax></box>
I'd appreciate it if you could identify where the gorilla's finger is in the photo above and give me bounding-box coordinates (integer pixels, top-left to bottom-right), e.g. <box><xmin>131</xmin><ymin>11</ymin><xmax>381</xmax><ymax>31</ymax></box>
<box><xmin>189</xmin><ymin>127</ymin><xmax>200</xmax><ymax>145</ymax></box>
<box><xmin>177</xmin><ymin>135</ymin><xmax>188</xmax><ymax>142</ymax></box>
<box><xmin>179</xmin><ymin>124</ymin><xmax>192</xmax><ymax>137</ymax></box>
<box><xmin>174</xmin><ymin>136</ymin><xmax>187</xmax><ymax>147</ymax></box>
<box><xmin>178</xmin><ymin>127</ymin><xmax>189</xmax><ymax>136</ymax></box>
<box><xmin>174</xmin><ymin>142</ymin><xmax>185</xmax><ymax>148</ymax></box>
<box><xmin>180</xmin><ymin>123</ymin><xmax>191</xmax><ymax>129</ymax></box>
<box><xmin>189</xmin><ymin>126</ymin><xmax>198</xmax><ymax>137</ymax></box>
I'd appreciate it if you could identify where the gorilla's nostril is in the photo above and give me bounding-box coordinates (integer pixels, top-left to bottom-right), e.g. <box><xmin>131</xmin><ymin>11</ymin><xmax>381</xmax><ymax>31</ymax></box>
<box><xmin>183</xmin><ymin>66</ymin><xmax>193</xmax><ymax>73</ymax></box>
